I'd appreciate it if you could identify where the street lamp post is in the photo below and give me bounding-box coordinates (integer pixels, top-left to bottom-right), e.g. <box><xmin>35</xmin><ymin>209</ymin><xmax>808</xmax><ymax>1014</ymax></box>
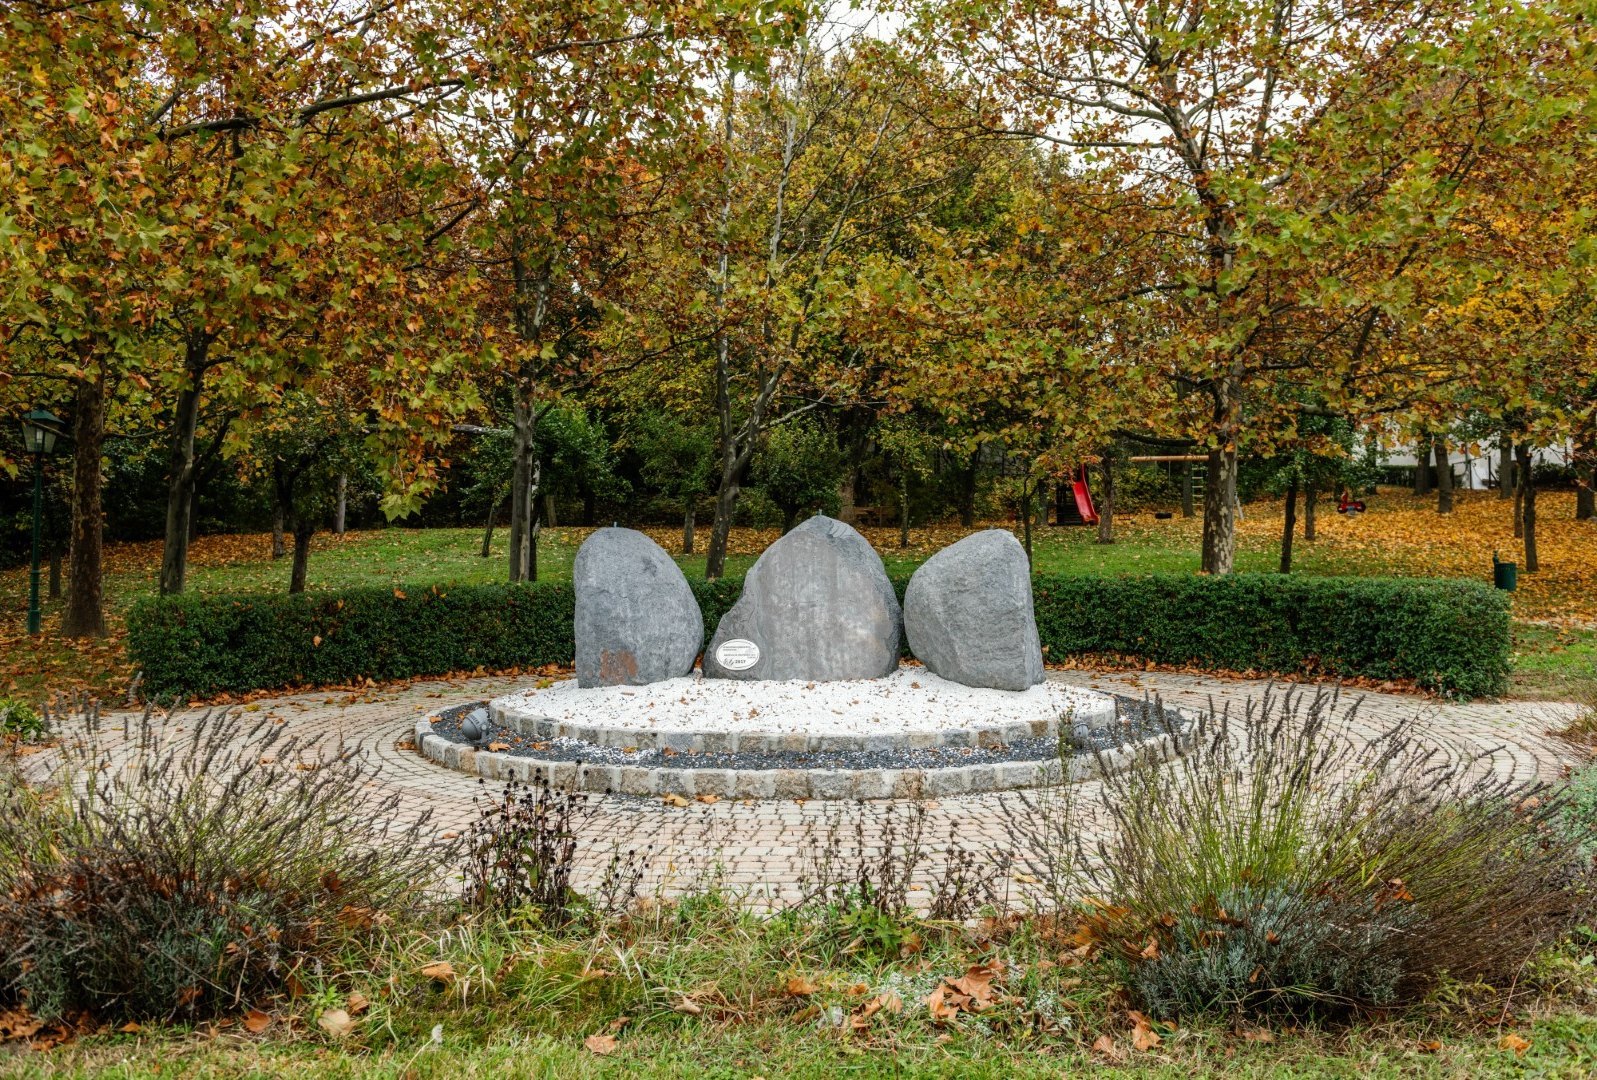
<box><xmin>20</xmin><ymin>409</ymin><xmax>62</xmax><ymax>634</ymax></box>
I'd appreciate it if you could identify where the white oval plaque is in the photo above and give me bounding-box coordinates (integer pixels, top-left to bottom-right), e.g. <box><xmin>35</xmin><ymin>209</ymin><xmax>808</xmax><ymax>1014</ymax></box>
<box><xmin>714</xmin><ymin>638</ymin><xmax>761</xmax><ymax>671</ymax></box>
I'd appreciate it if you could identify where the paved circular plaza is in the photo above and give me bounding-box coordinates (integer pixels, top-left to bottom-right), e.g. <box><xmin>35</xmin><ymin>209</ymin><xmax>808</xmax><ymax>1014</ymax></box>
<box><xmin>29</xmin><ymin>671</ymin><xmax>1586</xmax><ymax>908</ymax></box>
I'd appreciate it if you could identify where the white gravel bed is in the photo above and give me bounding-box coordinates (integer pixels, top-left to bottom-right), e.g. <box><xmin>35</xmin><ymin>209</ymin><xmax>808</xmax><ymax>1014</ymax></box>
<box><xmin>490</xmin><ymin>667</ymin><xmax>1110</xmax><ymax>737</ymax></box>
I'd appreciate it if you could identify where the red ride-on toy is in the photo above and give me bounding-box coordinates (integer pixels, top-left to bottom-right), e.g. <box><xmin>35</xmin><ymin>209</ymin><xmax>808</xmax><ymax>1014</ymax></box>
<box><xmin>1337</xmin><ymin>489</ymin><xmax>1367</xmax><ymax>514</ymax></box>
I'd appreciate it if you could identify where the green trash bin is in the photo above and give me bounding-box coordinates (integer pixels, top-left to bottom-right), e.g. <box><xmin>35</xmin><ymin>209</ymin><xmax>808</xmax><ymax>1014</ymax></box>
<box><xmin>1492</xmin><ymin>552</ymin><xmax>1517</xmax><ymax>591</ymax></box>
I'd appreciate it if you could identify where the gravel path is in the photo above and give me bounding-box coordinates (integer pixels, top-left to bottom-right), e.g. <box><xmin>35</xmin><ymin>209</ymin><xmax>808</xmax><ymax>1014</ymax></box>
<box><xmin>25</xmin><ymin>671</ymin><xmax>1586</xmax><ymax>908</ymax></box>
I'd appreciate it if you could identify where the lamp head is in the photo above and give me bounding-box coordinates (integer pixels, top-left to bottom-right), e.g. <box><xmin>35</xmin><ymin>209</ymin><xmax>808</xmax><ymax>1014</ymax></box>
<box><xmin>20</xmin><ymin>409</ymin><xmax>63</xmax><ymax>456</ymax></box>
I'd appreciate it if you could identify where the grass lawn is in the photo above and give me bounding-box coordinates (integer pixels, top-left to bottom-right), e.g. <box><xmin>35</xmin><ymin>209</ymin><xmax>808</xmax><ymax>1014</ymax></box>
<box><xmin>2</xmin><ymin>489</ymin><xmax>1593</xmax><ymax>701</ymax></box>
<box><xmin>7</xmin><ymin>900</ymin><xmax>1596</xmax><ymax>1078</ymax></box>
<box><xmin>14</xmin><ymin>1012</ymin><xmax>1597</xmax><ymax>1078</ymax></box>
<box><xmin>7</xmin><ymin>904</ymin><xmax>1596</xmax><ymax>1079</ymax></box>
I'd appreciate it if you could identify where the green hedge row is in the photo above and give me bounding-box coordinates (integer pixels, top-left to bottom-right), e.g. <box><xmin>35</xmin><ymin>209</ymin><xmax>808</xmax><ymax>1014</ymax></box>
<box><xmin>126</xmin><ymin>573</ymin><xmax>1509</xmax><ymax>700</ymax></box>
<box><xmin>1030</xmin><ymin>574</ymin><xmax>1509</xmax><ymax>699</ymax></box>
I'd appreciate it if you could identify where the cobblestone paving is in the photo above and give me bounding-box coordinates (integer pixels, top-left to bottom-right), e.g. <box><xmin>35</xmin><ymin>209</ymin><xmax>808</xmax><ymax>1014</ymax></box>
<box><xmin>35</xmin><ymin>672</ymin><xmax>1586</xmax><ymax>908</ymax></box>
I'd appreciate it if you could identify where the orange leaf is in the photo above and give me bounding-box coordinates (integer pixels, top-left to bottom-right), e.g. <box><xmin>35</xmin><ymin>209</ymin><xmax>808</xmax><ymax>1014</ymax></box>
<box><xmin>1130</xmin><ymin>1014</ymin><xmax>1162</xmax><ymax>1052</ymax></box>
<box><xmin>317</xmin><ymin>1009</ymin><xmax>354</xmax><ymax>1039</ymax></box>
<box><xmin>243</xmin><ymin>1009</ymin><xmax>271</xmax><ymax>1034</ymax></box>
<box><xmin>584</xmin><ymin>1033</ymin><xmax>618</xmax><ymax>1055</ymax></box>
<box><xmin>1499</xmin><ymin>1033</ymin><xmax>1531</xmax><ymax>1055</ymax></box>
<box><xmin>924</xmin><ymin>985</ymin><xmax>963</xmax><ymax>1022</ymax></box>
<box><xmin>947</xmin><ymin>963</ymin><xmax>1001</xmax><ymax>1009</ymax></box>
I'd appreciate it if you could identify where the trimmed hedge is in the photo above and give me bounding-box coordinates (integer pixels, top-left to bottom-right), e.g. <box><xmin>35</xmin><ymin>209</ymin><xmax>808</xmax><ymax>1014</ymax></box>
<box><xmin>127</xmin><ymin>573</ymin><xmax>1509</xmax><ymax>700</ymax></box>
<box><xmin>1031</xmin><ymin>574</ymin><xmax>1510</xmax><ymax>699</ymax></box>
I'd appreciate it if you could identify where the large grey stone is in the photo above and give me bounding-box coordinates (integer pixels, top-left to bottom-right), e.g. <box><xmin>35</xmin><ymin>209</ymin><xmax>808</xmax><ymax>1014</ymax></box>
<box><xmin>903</xmin><ymin>529</ymin><xmax>1044</xmax><ymax>691</ymax></box>
<box><xmin>574</xmin><ymin>527</ymin><xmax>703</xmax><ymax>687</ymax></box>
<box><xmin>704</xmin><ymin>514</ymin><xmax>901</xmax><ymax>681</ymax></box>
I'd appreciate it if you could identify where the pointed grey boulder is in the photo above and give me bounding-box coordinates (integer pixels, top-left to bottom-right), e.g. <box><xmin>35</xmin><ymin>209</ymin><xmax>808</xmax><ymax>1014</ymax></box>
<box><xmin>904</xmin><ymin>529</ymin><xmax>1044</xmax><ymax>691</ymax></box>
<box><xmin>575</xmin><ymin>527</ymin><xmax>703</xmax><ymax>687</ymax></box>
<box><xmin>704</xmin><ymin>515</ymin><xmax>901</xmax><ymax>681</ymax></box>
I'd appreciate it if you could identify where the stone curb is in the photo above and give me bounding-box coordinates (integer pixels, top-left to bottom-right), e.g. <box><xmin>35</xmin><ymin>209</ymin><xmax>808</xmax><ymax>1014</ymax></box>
<box><xmin>488</xmin><ymin>696</ymin><xmax>1118</xmax><ymax>755</ymax></box>
<box><xmin>414</xmin><ymin>713</ymin><xmax>1193</xmax><ymax>800</ymax></box>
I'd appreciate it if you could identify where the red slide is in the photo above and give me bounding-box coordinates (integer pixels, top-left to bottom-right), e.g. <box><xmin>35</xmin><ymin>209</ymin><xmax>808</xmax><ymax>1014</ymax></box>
<box><xmin>1072</xmin><ymin>465</ymin><xmax>1099</xmax><ymax>525</ymax></box>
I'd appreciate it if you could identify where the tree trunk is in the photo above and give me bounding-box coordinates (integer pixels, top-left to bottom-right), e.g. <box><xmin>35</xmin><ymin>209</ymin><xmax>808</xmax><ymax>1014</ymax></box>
<box><xmin>158</xmin><ymin>337</ymin><xmax>209</xmax><ymax>595</ymax></box>
<box><xmin>1279</xmin><ymin>474</ymin><xmax>1298</xmax><ymax>574</ymax></box>
<box><xmin>516</xmin><ymin>460</ymin><xmax>542</xmax><ymax>582</ymax></box>
<box><xmin>1021</xmin><ymin>477</ymin><xmax>1035</xmax><ymax>562</ymax></box>
<box><xmin>334</xmin><ymin>473</ymin><xmax>348</xmax><ymax>534</ymax></box>
<box><xmin>1499</xmin><ymin>441</ymin><xmax>1514</xmax><ymax>499</ymax></box>
<box><xmin>272</xmin><ymin>505</ymin><xmax>287</xmax><ymax>559</ymax></box>
<box><xmin>1095</xmin><ymin>455</ymin><xmax>1114</xmax><ymax>544</ymax></box>
<box><xmin>480</xmin><ymin>488</ymin><xmax>504</xmax><ymax>558</ymax></box>
<box><xmin>704</xmin><ymin>471</ymin><xmax>740</xmax><ymax>581</ymax></box>
<box><xmin>781</xmin><ymin>506</ymin><xmax>798</xmax><ymax>534</ymax></box>
<box><xmin>62</xmin><ymin>373</ymin><xmax>108</xmax><ymax>638</ymax></box>
<box><xmin>1513</xmin><ymin>468</ymin><xmax>1525</xmax><ymax>539</ymax></box>
<box><xmin>838</xmin><ymin>472</ymin><xmax>857</xmax><ymax>527</ymax></box>
<box><xmin>1434</xmin><ymin>438</ymin><xmax>1454</xmax><ymax>514</ymax></box>
<box><xmin>1413</xmin><ymin>439</ymin><xmax>1432</xmax><ymax>496</ymax></box>
<box><xmin>289</xmin><ymin>520</ymin><xmax>314</xmax><ymax>593</ymax></box>
<box><xmin>682</xmin><ymin>502</ymin><xmax>696</xmax><ymax>555</ymax></box>
<box><xmin>508</xmin><ymin>402</ymin><xmax>540</xmax><ymax>582</ymax></box>
<box><xmin>1200</xmin><ymin>446</ymin><xmax>1240</xmax><ymax>574</ymax></box>
<box><xmin>1576</xmin><ymin>440</ymin><xmax>1594</xmax><ymax>522</ymax></box>
<box><xmin>1517</xmin><ymin>444</ymin><xmax>1538</xmax><ymax>572</ymax></box>
<box><xmin>1304</xmin><ymin>484</ymin><xmax>1318</xmax><ymax>542</ymax></box>
<box><xmin>898</xmin><ymin>477</ymin><xmax>910</xmax><ymax>549</ymax></box>
<box><xmin>1180</xmin><ymin>461</ymin><xmax>1195</xmax><ymax>518</ymax></box>
<box><xmin>957</xmin><ymin>451</ymin><xmax>979</xmax><ymax>527</ymax></box>
<box><xmin>48</xmin><ymin>542</ymin><xmax>62</xmax><ymax>601</ymax></box>
<box><xmin>546</xmin><ymin>490</ymin><xmax>561</xmax><ymax>529</ymax></box>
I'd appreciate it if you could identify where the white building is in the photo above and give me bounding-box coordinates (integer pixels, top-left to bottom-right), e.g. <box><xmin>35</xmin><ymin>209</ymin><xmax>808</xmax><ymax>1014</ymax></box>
<box><xmin>1384</xmin><ymin>442</ymin><xmax>1574</xmax><ymax>489</ymax></box>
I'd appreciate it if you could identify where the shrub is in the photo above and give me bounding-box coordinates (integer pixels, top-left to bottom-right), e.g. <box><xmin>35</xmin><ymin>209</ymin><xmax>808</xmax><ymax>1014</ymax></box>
<box><xmin>1558</xmin><ymin>764</ymin><xmax>1597</xmax><ymax>862</ymax></box>
<box><xmin>461</xmin><ymin>776</ymin><xmax>646</xmax><ymax>927</ymax></box>
<box><xmin>1008</xmin><ymin>688</ymin><xmax>1587</xmax><ymax>1021</ymax></box>
<box><xmin>0</xmin><ymin>706</ymin><xmax>452</xmax><ymax>1022</ymax></box>
<box><xmin>1032</xmin><ymin>573</ymin><xmax>1510</xmax><ymax>698</ymax></box>
<box><xmin>793</xmin><ymin>801</ymin><xmax>1012</xmax><ymax>955</ymax></box>
<box><xmin>0</xmin><ymin>697</ymin><xmax>46</xmax><ymax>742</ymax></box>
<box><xmin>1110</xmin><ymin>463</ymin><xmax>1178</xmax><ymax>512</ymax></box>
<box><xmin>128</xmin><ymin>580</ymin><xmax>746</xmax><ymax>699</ymax></box>
<box><xmin>129</xmin><ymin>572</ymin><xmax>1508</xmax><ymax>699</ymax></box>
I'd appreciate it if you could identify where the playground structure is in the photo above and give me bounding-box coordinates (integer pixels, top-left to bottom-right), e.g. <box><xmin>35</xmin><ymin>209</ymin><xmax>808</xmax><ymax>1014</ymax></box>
<box><xmin>1055</xmin><ymin>455</ymin><xmax>1209</xmax><ymax>525</ymax></box>
<box><xmin>1054</xmin><ymin>464</ymin><xmax>1099</xmax><ymax>525</ymax></box>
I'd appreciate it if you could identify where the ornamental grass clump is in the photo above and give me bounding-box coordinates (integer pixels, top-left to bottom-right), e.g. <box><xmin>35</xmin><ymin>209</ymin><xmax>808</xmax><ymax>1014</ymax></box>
<box><xmin>1009</xmin><ymin>687</ymin><xmax>1589</xmax><ymax>1021</ymax></box>
<box><xmin>0</xmin><ymin>705</ymin><xmax>452</xmax><ymax>1023</ymax></box>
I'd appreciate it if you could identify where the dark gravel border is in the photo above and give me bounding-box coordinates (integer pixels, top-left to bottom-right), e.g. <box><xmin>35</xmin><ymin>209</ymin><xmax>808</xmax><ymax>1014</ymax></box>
<box><xmin>428</xmin><ymin>694</ymin><xmax>1186</xmax><ymax>772</ymax></box>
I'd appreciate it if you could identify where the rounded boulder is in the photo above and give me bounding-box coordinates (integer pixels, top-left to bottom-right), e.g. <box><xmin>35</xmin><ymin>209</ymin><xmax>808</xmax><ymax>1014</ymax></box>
<box><xmin>575</xmin><ymin>527</ymin><xmax>704</xmax><ymax>688</ymax></box>
<box><xmin>704</xmin><ymin>515</ymin><xmax>902</xmax><ymax>681</ymax></box>
<box><xmin>903</xmin><ymin>529</ymin><xmax>1044</xmax><ymax>691</ymax></box>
